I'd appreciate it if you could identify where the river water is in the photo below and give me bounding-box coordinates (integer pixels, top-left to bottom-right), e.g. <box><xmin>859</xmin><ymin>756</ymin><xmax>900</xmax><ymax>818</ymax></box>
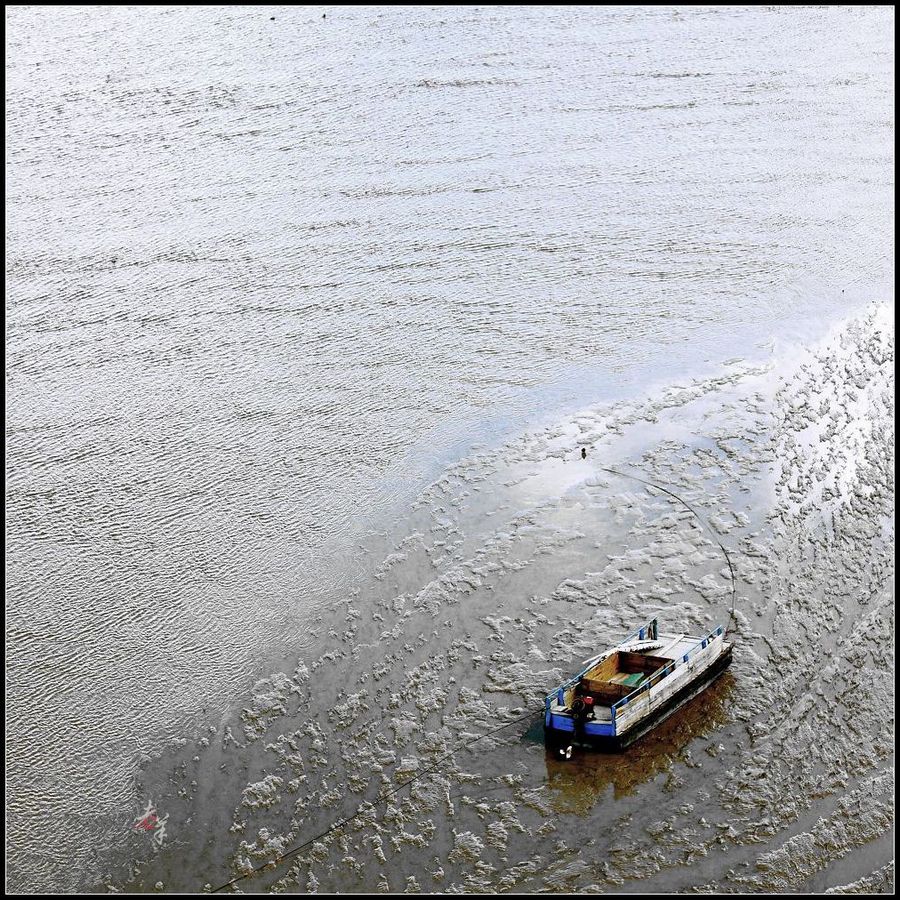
<box><xmin>5</xmin><ymin>5</ymin><xmax>894</xmax><ymax>894</ymax></box>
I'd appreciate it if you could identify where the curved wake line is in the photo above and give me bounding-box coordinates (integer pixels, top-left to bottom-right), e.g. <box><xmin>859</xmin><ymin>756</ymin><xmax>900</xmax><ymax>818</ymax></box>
<box><xmin>597</xmin><ymin>465</ymin><xmax>738</xmax><ymax>633</ymax></box>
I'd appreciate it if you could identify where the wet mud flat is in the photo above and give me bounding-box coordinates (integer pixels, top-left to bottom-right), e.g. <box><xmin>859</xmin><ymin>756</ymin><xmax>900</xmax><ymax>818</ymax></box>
<box><xmin>99</xmin><ymin>305</ymin><xmax>893</xmax><ymax>894</ymax></box>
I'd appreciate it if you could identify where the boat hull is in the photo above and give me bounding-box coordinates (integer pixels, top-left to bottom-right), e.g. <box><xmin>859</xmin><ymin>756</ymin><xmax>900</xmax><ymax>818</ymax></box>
<box><xmin>545</xmin><ymin>644</ymin><xmax>732</xmax><ymax>752</ymax></box>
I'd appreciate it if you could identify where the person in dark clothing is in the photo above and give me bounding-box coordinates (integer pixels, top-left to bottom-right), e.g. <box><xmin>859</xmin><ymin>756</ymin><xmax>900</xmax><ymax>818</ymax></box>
<box><xmin>581</xmin><ymin>447</ymin><xmax>587</xmax><ymax>459</ymax></box>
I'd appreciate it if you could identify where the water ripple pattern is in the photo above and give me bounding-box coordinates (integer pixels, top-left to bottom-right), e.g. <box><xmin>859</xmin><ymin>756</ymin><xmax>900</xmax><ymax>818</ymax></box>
<box><xmin>5</xmin><ymin>6</ymin><xmax>894</xmax><ymax>893</ymax></box>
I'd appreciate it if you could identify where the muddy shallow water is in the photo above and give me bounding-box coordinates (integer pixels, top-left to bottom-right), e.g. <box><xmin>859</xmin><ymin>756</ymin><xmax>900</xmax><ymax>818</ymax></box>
<box><xmin>99</xmin><ymin>304</ymin><xmax>893</xmax><ymax>894</ymax></box>
<box><xmin>5</xmin><ymin>5</ymin><xmax>894</xmax><ymax>894</ymax></box>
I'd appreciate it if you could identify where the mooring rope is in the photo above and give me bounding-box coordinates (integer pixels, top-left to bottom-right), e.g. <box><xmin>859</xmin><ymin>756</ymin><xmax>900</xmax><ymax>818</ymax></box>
<box><xmin>209</xmin><ymin>461</ymin><xmax>738</xmax><ymax>892</ymax></box>
<box><xmin>596</xmin><ymin>465</ymin><xmax>738</xmax><ymax>632</ymax></box>
<box><xmin>210</xmin><ymin>706</ymin><xmax>541</xmax><ymax>893</ymax></box>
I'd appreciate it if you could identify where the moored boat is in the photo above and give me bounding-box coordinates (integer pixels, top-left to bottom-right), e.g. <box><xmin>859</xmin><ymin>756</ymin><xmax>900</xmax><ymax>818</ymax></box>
<box><xmin>544</xmin><ymin>618</ymin><xmax>733</xmax><ymax>755</ymax></box>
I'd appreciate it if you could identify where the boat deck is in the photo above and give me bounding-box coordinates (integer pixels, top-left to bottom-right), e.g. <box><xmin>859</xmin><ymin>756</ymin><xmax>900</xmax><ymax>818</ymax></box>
<box><xmin>548</xmin><ymin>631</ymin><xmax>705</xmax><ymax>718</ymax></box>
<box><xmin>654</xmin><ymin>632</ymin><xmax>702</xmax><ymax>660</ymax></box>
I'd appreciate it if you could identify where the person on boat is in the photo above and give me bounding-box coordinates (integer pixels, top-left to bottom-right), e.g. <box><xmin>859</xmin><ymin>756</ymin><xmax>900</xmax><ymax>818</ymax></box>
<box><xmin>571</xmin><ymin>695</ymin><xmax>594</xmax><ymax>746</ymax></box>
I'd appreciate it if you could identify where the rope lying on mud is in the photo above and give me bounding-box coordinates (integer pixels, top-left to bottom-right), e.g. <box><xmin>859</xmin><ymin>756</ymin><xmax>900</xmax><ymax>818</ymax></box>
<box><xmin>210</xmin><ymin>706</ymin><xmax>540</xmax><ymax>893</ymax></box>
<box><xmin>596</xmin><ymin>466</ymin><xmax>738</xmax><ymax>632</ymax></box>
<box><xmin>210</xmin><ymin>463</ymin><xmax>738</xmax><ymax>892</ymax></box>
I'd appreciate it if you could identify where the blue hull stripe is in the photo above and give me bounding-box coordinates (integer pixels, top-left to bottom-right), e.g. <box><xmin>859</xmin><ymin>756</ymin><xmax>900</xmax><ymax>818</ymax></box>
<box><xmin>548</xmin><ymin>714</ymin><xmax>614</xmax><ymax>737</ymax></box>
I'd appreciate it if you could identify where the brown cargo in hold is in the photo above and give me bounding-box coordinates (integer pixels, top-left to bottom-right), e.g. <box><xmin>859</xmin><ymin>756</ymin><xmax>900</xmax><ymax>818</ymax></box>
<box><xmin>580</xmin><ymin>651</ymin><xmax>670</xmax><ymax>704</ymax></box>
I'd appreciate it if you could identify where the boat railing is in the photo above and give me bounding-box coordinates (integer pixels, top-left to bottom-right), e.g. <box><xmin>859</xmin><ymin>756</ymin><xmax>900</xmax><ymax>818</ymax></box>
<box><xmin>611</xmin><ymin>624</ymin><xmax>725</xmax><ymax>718</ymax></box>
<box><xmin>620</xmin><ymin>617</ymin><xmax>659</xmax><ymax>646</ymax></box>
<box><xmin>545</xmin><ymin>617</ymin><xmax>659</xmax><ymax>707</ymax></box>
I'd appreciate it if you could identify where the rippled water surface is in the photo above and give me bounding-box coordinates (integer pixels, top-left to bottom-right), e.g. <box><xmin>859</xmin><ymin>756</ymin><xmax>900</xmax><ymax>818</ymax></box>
<box><xmin>6</xmin><ymin>5</ymin><xmax>894</xmax><ymax>894</ymax></box>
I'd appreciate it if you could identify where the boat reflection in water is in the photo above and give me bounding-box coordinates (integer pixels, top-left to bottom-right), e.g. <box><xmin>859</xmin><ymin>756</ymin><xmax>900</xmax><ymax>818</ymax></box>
<box><xmin>542</xmin><ymin>669</ymin><xmax>735</xmax><ymax>814</ymax></box>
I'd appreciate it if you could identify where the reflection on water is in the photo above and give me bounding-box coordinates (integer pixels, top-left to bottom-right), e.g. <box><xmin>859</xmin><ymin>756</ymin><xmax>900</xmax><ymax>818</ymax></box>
<box><xmin>543</xmin><ymin>671</ymin><xmax>736</xmax><ymax>812</ymax></box>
